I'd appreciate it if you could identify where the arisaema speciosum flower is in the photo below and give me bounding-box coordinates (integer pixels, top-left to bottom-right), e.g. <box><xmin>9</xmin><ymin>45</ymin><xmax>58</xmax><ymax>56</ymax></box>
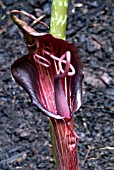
<box><xmin>11</xmin><ymin>10</ymin><xmax>83</xmax><ymax>170</ymax></box>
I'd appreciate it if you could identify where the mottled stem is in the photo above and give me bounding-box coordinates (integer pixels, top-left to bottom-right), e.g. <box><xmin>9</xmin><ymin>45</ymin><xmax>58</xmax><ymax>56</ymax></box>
<box><xmin>50</xmin><ymin>0</ymin><xmax>69</xmax><ymax>39</ymax></box>
<box><xmin>50</xmin><ymin>0</ymin><xmax>79</xmax><ymax>170</ymax></box>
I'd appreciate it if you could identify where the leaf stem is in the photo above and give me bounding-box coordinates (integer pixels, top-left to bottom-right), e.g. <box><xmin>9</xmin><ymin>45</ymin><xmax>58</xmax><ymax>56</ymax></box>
<box><xmin>49</xmin><ymin>0</ymin><xmax>69</xmax><ymax>169</ymax></box>
<box><xmin>50</xmin><ymin>0</ymin><xmax>69</xmax><ymax>40</ymax></box>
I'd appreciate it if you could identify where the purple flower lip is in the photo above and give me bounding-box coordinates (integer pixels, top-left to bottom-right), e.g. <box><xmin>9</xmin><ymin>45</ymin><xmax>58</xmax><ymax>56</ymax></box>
<box><xmin>32</xmin><ymin>47</ymin><xmax>76</xmax><ymax>120</ymax></box>
<box><xmin>11</xmin><ymin>10</ymin><xmax>84</xmax><ymax>121</ymax></box>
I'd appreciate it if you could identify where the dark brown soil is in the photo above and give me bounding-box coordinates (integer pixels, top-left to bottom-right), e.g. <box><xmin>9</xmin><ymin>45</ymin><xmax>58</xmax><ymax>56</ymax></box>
<box><xmin>0</xmin><ymin>0</ymin><xmax>114</xmax><ymax>169</ymax></box>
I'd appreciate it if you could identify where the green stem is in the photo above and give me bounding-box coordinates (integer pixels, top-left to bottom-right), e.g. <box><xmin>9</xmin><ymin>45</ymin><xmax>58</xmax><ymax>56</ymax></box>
<box><xmin>49</xmin><ymin>121</ymin><xmax>58</xmax><ymax>170</ymax></box>
<box><xmin>49</xmin><ymin>0</ymin><xmax>69</xmax><ymax>169</ymax></box>
<box><xmin>50</xmin><ymin>0</ymin><xmax>69</xmax><ymax>40</ymax></box>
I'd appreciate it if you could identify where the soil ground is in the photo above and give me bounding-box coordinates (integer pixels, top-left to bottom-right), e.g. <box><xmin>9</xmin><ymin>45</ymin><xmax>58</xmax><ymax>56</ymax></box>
<box><xmin>0</xmin><ymin>0</ymin><xmax>114</xmax><ymax>169</ymax></box>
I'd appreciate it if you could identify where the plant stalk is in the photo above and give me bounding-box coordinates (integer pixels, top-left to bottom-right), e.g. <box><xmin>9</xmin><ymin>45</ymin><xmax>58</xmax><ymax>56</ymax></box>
<box><xmin>50</xmin><ymin>118</ymin><xmax>79</xmax><ymax>170</ymax></box>
<box><xmin>50</xmin><ymin>0</ymin><xmax>69</xmax><ymax>40</ymax></box>
<box><xmin>50</xmin><ymin>0</ymin><xmax>79</xmax><ymax>170</ymax></box>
